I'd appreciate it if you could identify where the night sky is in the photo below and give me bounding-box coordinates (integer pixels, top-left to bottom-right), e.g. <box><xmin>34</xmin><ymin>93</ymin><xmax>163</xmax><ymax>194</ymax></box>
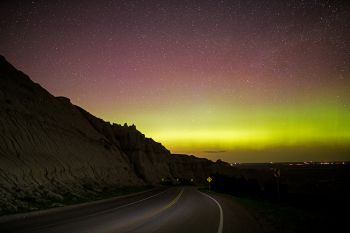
<box><xmin>1</xmin><ymin>0</ymin><xmax>349</xmax><ymax>162</ymax></box>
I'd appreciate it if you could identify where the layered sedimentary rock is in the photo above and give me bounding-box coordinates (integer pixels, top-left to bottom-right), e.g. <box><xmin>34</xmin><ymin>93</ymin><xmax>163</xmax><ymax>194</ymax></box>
<box><xmin>0</xmin><ymin>55</ymin><xmax>235</xmax><ymax>214</ymax></box>
<box><xmin>76</xmin><ymin>107</ymin><xmax>173</xmax><ymax>183</ymax></box>
<box><xmin>0</xmin><ymin>56</ymin><xmax>146</xmax><ymax>213</ymax></box>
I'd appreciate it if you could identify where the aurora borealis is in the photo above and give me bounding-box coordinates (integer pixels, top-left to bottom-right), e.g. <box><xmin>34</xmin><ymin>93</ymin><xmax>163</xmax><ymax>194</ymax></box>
<box><xmin>1</xmin><ymin>0</ymin><xmax>349</xmax><ymax>162</ymax></box>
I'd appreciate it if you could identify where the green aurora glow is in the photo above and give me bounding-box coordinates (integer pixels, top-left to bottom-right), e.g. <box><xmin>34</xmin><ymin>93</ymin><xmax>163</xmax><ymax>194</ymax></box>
<box><xmin>99</xmin><ymin>98</ymin><xmax>350</xmax><ymax>161</ymax></box>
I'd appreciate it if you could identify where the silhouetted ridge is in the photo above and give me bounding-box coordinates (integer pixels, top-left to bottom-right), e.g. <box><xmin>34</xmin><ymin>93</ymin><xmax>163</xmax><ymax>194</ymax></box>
<box><xmin>0</xmin><ymin>55</ymin><xmax>236</xmax><ymax>214</ymax></box>
<box><xmin>0</xmin><ymin>55</ymin><xmax>16</xmax><ymax>74</ymax></box>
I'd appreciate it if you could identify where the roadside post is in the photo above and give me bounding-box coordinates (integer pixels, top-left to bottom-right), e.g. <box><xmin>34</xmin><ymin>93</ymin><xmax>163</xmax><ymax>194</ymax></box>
<box><xmin>273</xmin><ymin>168</ymin><xmax>281</xmax><ymax>200</ymax></box>
<box><xmin>207</xmin><ymin>176</ymin><xmax>212</xmax><ymax>192</ymax></box>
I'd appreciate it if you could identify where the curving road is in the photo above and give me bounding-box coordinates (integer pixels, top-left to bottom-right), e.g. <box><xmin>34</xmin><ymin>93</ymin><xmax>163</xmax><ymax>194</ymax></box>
<box><xmin>0</xmin><ymin>187</ymin><xmax>260</xmax><ymax>233</ymax></box>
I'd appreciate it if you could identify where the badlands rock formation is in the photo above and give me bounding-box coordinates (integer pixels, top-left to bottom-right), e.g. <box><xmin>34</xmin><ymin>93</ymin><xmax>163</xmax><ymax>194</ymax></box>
<box><xmin>0</xmin><ymin>55</ymin><xmax>235</xmax><ymax>214</ymax></box>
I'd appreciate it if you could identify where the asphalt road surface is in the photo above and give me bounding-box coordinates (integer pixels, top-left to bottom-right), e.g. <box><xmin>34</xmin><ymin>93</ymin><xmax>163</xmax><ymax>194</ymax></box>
<box><xmin>0</xmin><ymin>187</ymin><xmax>261</xmax><ymax>233</ymax></box>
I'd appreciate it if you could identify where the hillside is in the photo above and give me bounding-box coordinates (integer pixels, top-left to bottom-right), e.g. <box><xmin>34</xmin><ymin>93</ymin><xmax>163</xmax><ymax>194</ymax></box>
<box><xmin>0</xmin><ymin>55</ymin><xmax>234</xmax><ymax>214</ymax></box>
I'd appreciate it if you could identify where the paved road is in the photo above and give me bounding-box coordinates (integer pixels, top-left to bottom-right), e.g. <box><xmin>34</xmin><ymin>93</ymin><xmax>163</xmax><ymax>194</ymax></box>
<box><xmin>0</xmin><ymin>187</ymin><xmax>261</xmax><ymax>233</ymax></box>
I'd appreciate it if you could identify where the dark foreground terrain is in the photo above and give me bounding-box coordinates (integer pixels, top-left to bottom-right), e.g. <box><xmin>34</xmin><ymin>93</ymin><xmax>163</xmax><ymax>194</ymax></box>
<box><xmin>209</xmin><ymin>162</ymin><xmax>350</xmax><ymax>233</ymax></box>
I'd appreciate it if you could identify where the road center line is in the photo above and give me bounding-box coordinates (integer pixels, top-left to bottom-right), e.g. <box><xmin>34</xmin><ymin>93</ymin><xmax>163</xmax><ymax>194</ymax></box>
<box><xmin>19</xmin><ymin>189</ymin><xmax>171</xmax><ymax>232</ymax></box>
<box><xmin>111</xmin><ymin>188</ymin><xmax>184</xmax><ymax>233</ymax></box>
<box><xmin>110</xmin><ymin>189</ymin><xmax>169</xmax><ymax>210</ymax></box>
<box><xmin>136</xmin><ymin>188</ymin><xmax>184</xmax><ymax>219</ymax></box>
<box><xmin>84</xmin><ymin>189</ymin><xmax>170</xmax><ymax>218</ymax></box>
<box><xmin>162</xmin><ymin>188</ymin><xmax>184</xmax><ymax>210</ymax></box>
<box><xmin>200</xmin><ymin>192</ymin><xmax>224</xmax><ymax>233</ymax></box>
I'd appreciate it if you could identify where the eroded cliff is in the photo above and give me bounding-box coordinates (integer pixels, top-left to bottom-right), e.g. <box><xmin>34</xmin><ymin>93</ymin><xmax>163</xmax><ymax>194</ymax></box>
<box><xmin>0</xmin><ymin>55</ymin><xmax>235</xmax><ymax>214</ymax></box>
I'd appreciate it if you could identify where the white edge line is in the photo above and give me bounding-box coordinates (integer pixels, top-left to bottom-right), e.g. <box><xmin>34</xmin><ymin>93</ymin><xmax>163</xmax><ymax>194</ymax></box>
<box><xmin>200</xmin><ymin>191</ymin><xmax>224</xmax><ymax>233</ymax></box>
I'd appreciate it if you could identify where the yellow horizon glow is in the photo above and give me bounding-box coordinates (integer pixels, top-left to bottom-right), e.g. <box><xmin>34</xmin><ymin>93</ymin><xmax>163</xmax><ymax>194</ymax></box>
<box><xmin>85</xmin><ymin>100</ymin><xmax>350</xmax><ymax>154</ymax></box>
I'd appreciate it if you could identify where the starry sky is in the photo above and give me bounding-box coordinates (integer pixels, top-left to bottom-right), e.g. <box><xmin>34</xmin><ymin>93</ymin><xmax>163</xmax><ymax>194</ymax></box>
<box><xmin>1</xmin><ymin>0</ymin><xmax>349</xmax><ymax>162</ymax></box>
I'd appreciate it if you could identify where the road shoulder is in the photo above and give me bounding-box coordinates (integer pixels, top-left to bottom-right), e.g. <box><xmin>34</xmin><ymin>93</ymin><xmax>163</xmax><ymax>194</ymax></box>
<box><xmin>0</xmin><ymin>187</ymin><xmax>166</xmax><ymax>225</ymax></box>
